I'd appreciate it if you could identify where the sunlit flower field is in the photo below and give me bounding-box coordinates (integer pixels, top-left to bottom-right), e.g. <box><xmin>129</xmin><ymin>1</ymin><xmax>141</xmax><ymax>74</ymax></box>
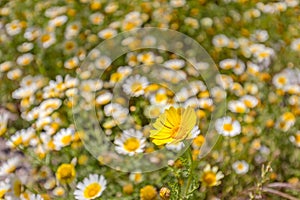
<box><xmin>0</xmin><ymin>0</ymin><xmax>300</xmax><ymax>199</ymax></box>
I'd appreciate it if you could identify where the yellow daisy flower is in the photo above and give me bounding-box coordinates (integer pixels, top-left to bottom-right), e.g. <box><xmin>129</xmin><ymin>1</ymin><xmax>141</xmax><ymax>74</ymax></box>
<box><xmin>56</xmin><ymin>163</ymin><xmax>76</xmax><ymax>184</ymax></box>
<box><xmin>200</xmin><ymin>165</ymin><xmax>224</xmax><ymax>187</ymax></box>
<box><xmin>150</xmin><ymin>106</ymin><xmax>196</xmax><ymax>145</ymax></box>
<box><xmin>140</xmin><ymin>185</ymin><xmax>157</xmax><ymax>200</ymax></box>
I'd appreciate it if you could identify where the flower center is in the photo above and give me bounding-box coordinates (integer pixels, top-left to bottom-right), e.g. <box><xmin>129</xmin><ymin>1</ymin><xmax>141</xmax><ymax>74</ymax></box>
<box><xmin>244</xmin><ymin>100</ymin><xmax>253</xmax><ymax>107</ymax></box>
<box><xmin>131</xmin><ymin>82</ymin><xmax>143</xmax><ymax>93</ymax></box>
<box><xmin>278</xmin><ymin>77</ymin><xmax>286</xmax><ymax>84</ymax></box>
<box><xmin>124</xmin><ymin>138</ymin><xmax>140</xmax><ymax>152</ymax></box>
<box><xmin>295</xmin><ymin>135</ymin><xmax>300</xmax><ymax>143</ymax></box>
<box><xmin>170</xmin><ymin>126</ymin><xmax>180</xmax><ymax>138</ymax></box>
<box><xmin>155</xmin><ymin>94</ymin><xmax>167</xmax><ymax>102</ymax></box>
<box><xmin>61</xmin><ymin>135</ymin><xmax>72</xmax><ymax>145</ymax></box>
<box><xmin>203</xmin><ymin>172</ymin><xmax>217</xmax><ymax>186</ymax></box>
<box><xmin>41</xmin><ymin>34</ymin><xmax>51</xmax><ymax>43</ymax></box>
<box><xmin>0</xmin><ymin>189</ymin><xmax>8</xmax><ymax>198</ymax></box>
<box><xmin>60</xmin><ymin>167</ymin><xmax>73</xmax><ymax>179</ymax></box>
<box><xmin>6</xmin><ymin>166</ymin><xmax>17</xmax><ymax>173</ymax></box>
<box><xmin>236</xmin><ymin>106</ymin><xmax>245</xmax><ymax>113</ymax></box>
<box><xmin>223</xmin><ymin>123</ymin><xmax>233</xmax><ymax>131</ymax></box>
<box><xmin>84</xmin><ymin>183</ymin><xmax>101</xmax><ymax>198</ymax></box>
<box><xmin>237</xmin><ymin>163</ymin><xmax>244</xmax><ymax>170</ymax></box>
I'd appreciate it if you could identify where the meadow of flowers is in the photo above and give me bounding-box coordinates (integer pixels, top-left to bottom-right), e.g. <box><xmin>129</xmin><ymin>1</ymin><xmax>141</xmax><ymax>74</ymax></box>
<box><xmin>0</xmin><ymin>0</ymin><xmax>300</xmax><ymax>199</ymax></box>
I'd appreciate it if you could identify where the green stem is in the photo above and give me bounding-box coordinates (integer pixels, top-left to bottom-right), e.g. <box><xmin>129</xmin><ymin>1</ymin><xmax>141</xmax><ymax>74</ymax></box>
<box><xmin>183</xmin><ymin>147</ymin><xmax>194</xmax><ymax>199</ymax></box>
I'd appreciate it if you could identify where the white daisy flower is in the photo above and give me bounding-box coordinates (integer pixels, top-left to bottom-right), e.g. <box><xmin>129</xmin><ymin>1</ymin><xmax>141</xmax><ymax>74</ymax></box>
<box><xmin>0</xmin><ymin>112</ymin><xmax>9</xmax><ymax>136</ymax></box>
<box><xmin>89</xmin><ymin>13</ymin><xmax>104</xmax><ymax>25</ymax></box>
<box><xmin>5</xmin><ymin>20</ymin><xmax>22</xmax><ymax>36</ymax></box>
<box><xmin>289</xmin><ymin>131</ymin><xmax>300</xmax><ymax>147</ymax></box>
<box><xmin>74</xmin><ymin>174</ymin><xmax>107</xmax><ymax>200</ymax></box>
<box><xmin>215</xmin><ymin>116</ymin><xmax>241</xmax><ymax>137</ymax></box>
<box><xmin>285</xmin><ymin>0</ymin><xmax>299</xmax><ymax>7</ymax></box>
<box><xmin>201</xmin><ymin>17</ymin><xmax>213</xmax><ymax>27</ymax></box>
<box><xmin>24</xmin><ymin>27</ymin><xmax>41</xmax><ymax>41</ymax></box>
<box><xmin>21</xmin><ymin>194</ymin><xmax>44</xmax><ymax>200</ymax></box>
<box><xmin>170</xmin><ymin>0</ymin><xmax>186</xmax><ymax>7</ymax></box>
<box><xmin>7</xmin><ymin>68</ymin><xmax>22</xmax><ymax>80</ymax></box>
<box><xmin>212</xmin><ymin>34</ymin><xmax>229</xmax><ymax>48</ymax></box>
<box><xmin>216</xmin><ymin>74</ymin><xmax>233</xmax><ymax>90</ymax></box>
<box><xmin>6</xmin><ymin>131</ymin><xmax>23</xmax><ymax>148</ymax></box>
<box><xmin>36</xmin><ymin>116</ymin><xmax>52</xmax><ymax>130</ymax></box>
<box><xmin>164</xmin><ymin>59</ymin><xmax>185</xmax><ymax>70</ymax></box>
<box><xmin>198</xmin><ymin>98</ymin><xmax>214</xmax><ymax>109</ymax></box>
<box><xmin>49</xmin><ymin>15</ymin><xmax>68</xmax><ymax>27</ymax></box>
<box><xmin>40</xmin><ymin>32</ymin><xmax>56</xmax><ymax>48</ymax></box>
<box><xmin>0</xmin><ymin>179</ymin><xmax>10</xmax><ymax>199</ymax></box>
<box><xmin>98</xmin><ymin>28</ymin><xmax>117</xmax><ymax>39</ymax></box>
<box><xmin>183</xmin><ymin>97</ymin><xmax>199</xmax><ymax>109</ymax></box>
<box><xmin>219</xmin><ymin>59</ymin><xmax>236</xmax><ymax>70</ymax></box>
<box><xmin>53</xmin><ymin>127</ymin><xmax>75</xmax><ymax>150</ymax></box>
<box><xmin>233</xmin><ymin>60</ymin><xmax>246</xmax><ymax>75</ymax></box>
<box><xmin>64</xmin><ymin>57</ymin><xmax>79</xmax><ymax>69</ymax></box>
<box><xmin>104</xmin><ymin>103</ymin><xmax>125</xmax><ymax>117</ymax></box>
<box><xmin>96</xmin><ymin>91</ymin><xmax>113</xmax><ymax>105</ymax></box>
<box><xmin>114</xmin><ymin>129</ymin><xmax>146</xmax><ymax>156</ymax></box>
<box><xmin>39</xmin><ymin>98</ymin><xmax>62</xmax><ymax>114</ymax></box>
<box><xmin>272</xmin><ymin>72</ymin><xmax>289</xmax><ymax>89</ymax></box>
<box><xmin>228</xmin><ymin>100</ymin><xmax>247</xmax><ymax>113</ymax></box>
<box><xmin>149</xmin><ymin>90</ymin><xmax>168</xmax><ymax>105</ymax></box>
<box><xmin>232</xmin><ymin>160</ymin><xmax>249</xmax><ymax>174</ymax></box>
<box><xmin>122</xmin><ymin>75</ymin><xmax>149</xmax><ymax>97</ymax></box>
<box><xmin>240</xmin><ymin>95</ymin><xmax>258</xmax><ymax>108</ymax></box>
<box><xmin>176</xmin><ymin>87</ymin><xmax>191</xmax><ymax>102</ymax></box>
<box><xmin>0</xmin><ymin>61</ymin><xmax>13</xmax><ymax>72</ymax></box>
<box><xmin>252</xmin><ymin>30</ymin><xmax>269</xmax><ymax>42</ymax></box>
<box><xmin>291</xmin><ymin>38</ymin><xmax>300</xmax><ymax>52</ymax></box>
<box><xmin>17</xmin><ymin>42</ymin><xmax>34</xmax><ymax>53</ymax></box>
<box><xmin>0</xmin><ymin>157</ymin><xmax>20</xmax><ymax>176</ymax></box>
<box><xmin>94</xmin><ymin>55</ymin><xmax>111</xmax><ymax>70</ymax></box>
<box><xmin>144</xmin><ymin>105</ymin><xmax>164</xmax><ymax>119</ymax></box>
<box><xmin>129</xmin><ymin>172</ymin><xmax>143</xmax><ymax>183</ymax></box>
<box><xmin>137</xmin><ymin>52</ymin><xmax>155</xmax><ymax>65</ymax></box>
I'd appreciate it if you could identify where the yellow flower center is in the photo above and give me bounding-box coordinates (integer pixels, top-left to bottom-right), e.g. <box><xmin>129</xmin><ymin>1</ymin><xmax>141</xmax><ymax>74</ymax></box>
<box><xmin>110</xmin><ymin>72</ymin><xmax>123</xmax><ymax>83</ymax></box>
<box><xmin>259</xmin><ymin>52</ymin><xmax>269</xmax><ymax>58</ymax></box>
<box><xmin>171</xmin><ymin>126</ymin><xmax>180</xmax><ymax>138</ymax></box>
<box><xmin>6</xmin><ymin>165</ymin><xmax>17</xmax><ymax>173</ymax></box>
<box><xmin>236</xmin><ymin>106</ymin><xmax>245</xmax><ymax>113</ymax></box>
<box><xmin>155</xmin><ymin>94</ymin><xmax>167</xmax><ymax>102</ymax></box>
<box><xmin>13</xmin><ymin>136</ymin><xmax>23</xmax><ymax>146</ymax></box>
<box><xmin>237</xmin><ymin>163</ymin><xmax>244</xmax><ymax>170</ymax></box>
<box><xmin>56</xmin><ymin>164</ymin><xmax>76</xmax><ymax>184</ymax></box>
<box><xmin>22</xmin><ymin>57</ymin><xmax>30</xmax><ymax>65</ymax></box>
<box><xmin>41</xmin><ymin>34</ymin><xmax>51</xmax><ymax>43</ymax></box>
<box><xmin>202</xmin><ymin>171</ymin><xmax>217</xmax><ymax>186</ymax></box>
<box><xmin>124</xmin><ymin>138</ymin><xmax>140</xmax><ymax>152</ymax></box>
<box><xmin>193</xmin><ymin>135</ymin><xmax>205</xmax><ymax>147</ymax></box>
<box><xmin>295</xmin><ymin>135</ymin><xmax>300</xmax><ymax>143</ymax></box>
<box><xmin>131</xmin><ymin>82</ymin><xmax>143</xmax><ymax>93</ymax></box>
<box><xmin>83</xmin><ymin>183</ymin><xmax>101</xmax><ymax>198</ymax></box>
<box><xmin>244</xmin><ymin>100</ymin><xmax>253</xmax><ymax>107</ymax></box>
<box><xmin>223</xmin><ymin>123</ymin><xmax>233</xmax><ymax>131</ymax></box>
<box><xmin>150</xmin><ymin>106</ymin><xmax>196</xmax><ymax>145</ymax></box>
<box><xmin>134</xmin><ymin>173</ymin><xmax>142</xmax><ymax>182</ymax></box>
<box><xmin>278</xmin><ymin>77</ymin><xmax>286</xmax><ymax>85</ymax></box>
<box><xmin>61</xmin><ymin>135</ymin><xmax>72</xmax><ymax>145</ymax></box>
<box><xmin>0</xmin><ymin>189</ymin><xmax>8</xmax><ymax>198</ymax></box>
